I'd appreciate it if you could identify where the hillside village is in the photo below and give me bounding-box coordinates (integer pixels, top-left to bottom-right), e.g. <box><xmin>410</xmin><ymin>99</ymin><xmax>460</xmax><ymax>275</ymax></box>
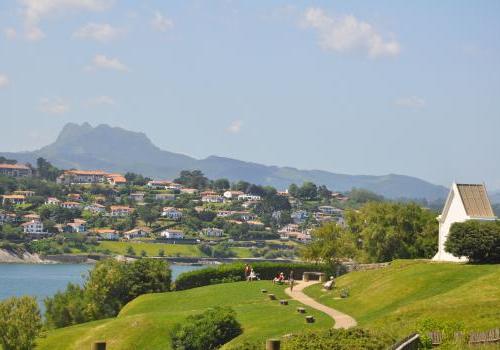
<box><xmin>0</xmin><ymin>159</ymin><xmax>365</xmax><ymax>260</ymax></box>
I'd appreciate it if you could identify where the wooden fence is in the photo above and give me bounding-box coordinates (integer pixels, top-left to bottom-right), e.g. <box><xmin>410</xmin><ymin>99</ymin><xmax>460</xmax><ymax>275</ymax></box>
<box><xmin>393</xmin><ymin>328</ymin><xmax>499</xmax><ymax>348</ymax></box>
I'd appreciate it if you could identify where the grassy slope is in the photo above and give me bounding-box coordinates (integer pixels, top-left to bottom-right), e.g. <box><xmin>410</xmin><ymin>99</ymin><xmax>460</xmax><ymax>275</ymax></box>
<box><xmin>37</xmin><ymin>281</ymin><xmax>331</xmax><ymax>350</ymax></box>
<box><xmin>303</xmin><ymin>260</ymin><xmax>500</xmax><ymax>337</ymax></box>
<box><xmin>95</xmin><ymin>241</ymin><xmax>253</xmax><ymax>258</ymax></box>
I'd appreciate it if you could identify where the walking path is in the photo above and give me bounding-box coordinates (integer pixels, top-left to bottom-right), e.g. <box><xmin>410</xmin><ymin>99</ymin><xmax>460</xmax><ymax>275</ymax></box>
<box><xmin>285</xmin><ymin>280</ymin><xmax>357</xmax><ymax>329</ymax></box>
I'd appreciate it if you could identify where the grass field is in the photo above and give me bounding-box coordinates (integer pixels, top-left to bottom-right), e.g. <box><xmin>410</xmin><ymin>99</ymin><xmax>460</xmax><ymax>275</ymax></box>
<box><xmin>303</xmin><ymin>260</ymin><xmax>500</xmax><ymax>338</ymax></box>
<box><xmin>95</xmin><ymin>241</ymin><xmax>254</xmax><ymax>258</ymax></box>
<box><xmin>37</xmin><ymin>281</ymin><xmax>332</xmax><ymax>350</ymax></box>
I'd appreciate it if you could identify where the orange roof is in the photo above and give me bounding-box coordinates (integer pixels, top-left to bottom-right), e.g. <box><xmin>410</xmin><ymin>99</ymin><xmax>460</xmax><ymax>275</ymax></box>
<box><xmin>2</xmin><ymin>195</ymin><xmax>25</xmax><ymax>199</ymax></box>
<box><xmin>107</xmin><ymin>174</ymin><xmax>126</xmax><ymax>183</ymax></box>
<box><xmin>110</xmin><ymin>205</ymin><xmax>133</xmax><ymax>210</ymax></box>
<box><xmin>0</xmin><ymin>163</ymin><xmax>30</xmax><ymax>170</ymax></box>
<box><xmin>92</xmin><ymin>229</ymin><xmax>117</xmax><ymax>234</ymax></box>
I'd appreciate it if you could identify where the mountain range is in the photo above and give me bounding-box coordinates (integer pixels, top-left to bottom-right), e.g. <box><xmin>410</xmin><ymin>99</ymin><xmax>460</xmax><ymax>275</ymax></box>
<box><xmin>1</xmin><ymin>122</ymin><xmax>449</xmax><ymax>201</ymax></box>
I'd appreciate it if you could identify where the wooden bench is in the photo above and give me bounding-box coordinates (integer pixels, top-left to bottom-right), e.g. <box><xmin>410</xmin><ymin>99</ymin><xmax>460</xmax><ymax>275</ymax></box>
<box><xmin>302</xmin><ymin>272</ymin><xmax>327</xmax><ymax>282</ymax></box>
<box><xmin>297</xmin><ymin>307</ymin><xmax>306</xmax><ymax>313</ymax></box>
<box><xmin>280</xmin><ymin>300</ymin><xmax>288</xmax><ymax>305</ymax></box>
<box><xmin>305</xmin><ymin>316</ymin><xmax>315</xmax><ymax>323</ymax></box>
<box><xmin>268</xmin><ymin>294</ymin><xmax>276</xmax><ymax>300</ymax></box>
<box><xmin>261</xmin><ymin>289</ymin><xmax>267</xmax><ymax>293</ymax></box>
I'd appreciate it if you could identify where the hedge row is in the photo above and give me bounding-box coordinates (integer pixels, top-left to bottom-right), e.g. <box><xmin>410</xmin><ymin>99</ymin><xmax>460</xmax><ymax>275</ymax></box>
<box><xmin>174</xmin><ymin>261</ymin><xmax>331</xmax><ymax>291</ymax></box>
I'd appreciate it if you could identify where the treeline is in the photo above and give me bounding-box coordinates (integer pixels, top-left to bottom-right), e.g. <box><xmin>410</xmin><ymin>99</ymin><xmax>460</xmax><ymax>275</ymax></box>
<box><xmin>302</xmin><ymin>202</ymin><xmax>439</xmax><ymax>264</ymax></box>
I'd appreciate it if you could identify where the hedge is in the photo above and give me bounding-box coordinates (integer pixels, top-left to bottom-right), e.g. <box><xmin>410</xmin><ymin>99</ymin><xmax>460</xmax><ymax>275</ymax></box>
<box><xmin>174</xmin><ymin>261</ymin><xmax>331</xmax><ymax>291</ymax></box>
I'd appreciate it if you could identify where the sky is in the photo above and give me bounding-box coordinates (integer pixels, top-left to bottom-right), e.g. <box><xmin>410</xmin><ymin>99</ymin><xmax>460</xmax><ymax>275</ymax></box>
<box><xmin>0</xmin><ymin>1</ymin><xmax>499</xmax><ymax>189</ymax></box>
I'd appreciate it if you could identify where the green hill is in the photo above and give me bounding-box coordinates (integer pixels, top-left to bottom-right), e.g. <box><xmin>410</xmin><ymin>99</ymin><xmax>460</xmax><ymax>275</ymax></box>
<box><xmin>303</xmin><ymin>260</ymin><xmax>500</xmax><ymax>338</ymax></box>
<box><xmin>37</xmin><ymin>281</ymin><xmax>331</xmax><ymax>350</ymax></box>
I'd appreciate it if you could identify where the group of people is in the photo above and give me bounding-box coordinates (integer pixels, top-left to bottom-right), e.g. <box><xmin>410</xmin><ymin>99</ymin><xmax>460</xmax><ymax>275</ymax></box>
<box><xmin>243</xmin><ymin>265</ymin><xmax>295</xmax><ymax>290</ymax></box>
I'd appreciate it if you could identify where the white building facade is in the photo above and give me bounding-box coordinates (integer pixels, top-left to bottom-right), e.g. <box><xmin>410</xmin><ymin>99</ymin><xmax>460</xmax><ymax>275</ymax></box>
<box><xmin>433</xmin><ymin>183</ymin><xmax>496</xmax><ymax>262</ymax></box>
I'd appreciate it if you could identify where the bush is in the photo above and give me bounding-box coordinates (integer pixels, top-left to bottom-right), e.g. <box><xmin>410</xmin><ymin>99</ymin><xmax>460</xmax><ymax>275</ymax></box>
<box><xmin>446</xmin><ymin>220</ymin><xmax>500</xmax><ymax>263</ymax></box>
<box><xmin>171</xmin><ymin>307</ymin><xmax>242</xmax><ymax>350</ymax></box>
<box><xmin>282</xmin><ymin>328</ymin><xmax>393</xmax><ymax>350</ymax></box>
<box><xmin>44</xmin><ymin>283</ymin><xmax>88</xmax><ymax>328</ymax></box>
<box><xmin>0</xmin><ymin>296</ymin><xmax>42</xmax><ymax>350</ymax></box>
<box><xmin>174</xmin><ymin>262</ymin><xmax>330</xmax><ymax>290</ymax></box>
<box><xmin>45</xmin><ymin>258</ymin><xmax>171</xmax><ymax>327</ymax></box>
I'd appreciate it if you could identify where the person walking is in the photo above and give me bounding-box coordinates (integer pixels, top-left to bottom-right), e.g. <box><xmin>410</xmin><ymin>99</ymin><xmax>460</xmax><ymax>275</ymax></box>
<box><xmin>289</xmin><ymin>270</ymin><xmax>295</xmax><ymax>292</ymax></box>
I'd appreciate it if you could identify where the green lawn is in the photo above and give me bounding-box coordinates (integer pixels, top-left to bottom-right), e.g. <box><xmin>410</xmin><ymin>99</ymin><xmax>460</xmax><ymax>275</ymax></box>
<box><xmin>95</xmin><ymin>241</ymin><xmax>255</xmax><ymax>258</ymax></box>
<box><xmin>37</xmin><ymin>281</ymin><xmax>332</xmax><ymax>350</ymax></box>
<box><xmin>303</xmin><ymin>260</ymin><xmax>500</xmax><ymax>338</ymax></box>
<box><xmin>96</xmin><ymin>241</ymin><xmax>205</xmax><ymax>257</ymax></box>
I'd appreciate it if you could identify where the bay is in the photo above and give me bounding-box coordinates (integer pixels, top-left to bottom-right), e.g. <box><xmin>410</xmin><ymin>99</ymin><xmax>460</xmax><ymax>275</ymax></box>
<box><xmin>0</xmin><ymin>263</ymin><xmax>207</xmax><ymax>310</ymax></box>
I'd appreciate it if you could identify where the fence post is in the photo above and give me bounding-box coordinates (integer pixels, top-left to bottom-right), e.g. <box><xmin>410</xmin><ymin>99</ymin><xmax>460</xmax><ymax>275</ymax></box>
<box><xmin>266</xmin><ymin>339</ymin><xmax>280</xmax><ymax>350</ymax></box>
<box><xmin>91</xmin><ymin>341</ymin><xmax>106</xmax><ymax>350</ymax></box>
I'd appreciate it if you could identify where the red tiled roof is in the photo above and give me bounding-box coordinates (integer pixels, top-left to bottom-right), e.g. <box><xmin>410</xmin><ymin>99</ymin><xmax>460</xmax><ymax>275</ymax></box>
<box><xmin>0</xmin><ymin>163</ymin><xmax>30</xmax><ymax>170</ymax></box>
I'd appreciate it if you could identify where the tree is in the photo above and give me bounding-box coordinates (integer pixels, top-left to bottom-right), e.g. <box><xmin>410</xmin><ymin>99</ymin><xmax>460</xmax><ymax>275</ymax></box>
<box><xmin>36</xmin><ymin>157</ymin><xmax>60</xmax><ymax>181</ymax></box>
<box><xmin>298</xmin><ymin>182</ymin><xmax>318</xmax><ymax>200</ymax></box>
<box><xmin>126</xmin><ymin>246</ymin><xmax>136</xmax><ymax>256</ymax></box>
<box><xmin>317</xmin><ymin>185</ymin><xmax>332</xmax><ymax>200</ymax></box>
<box><xmin>301</xmin><ymin>223</ymin><xmax>357</xmax><ymax>268</ymax></box>
<box><xmin>345</xmin><ymin>202</ymin><xmax>438</xmax><ymax>262</ymax></box>
<box><xmin>288</xmin><ymin>183</ymin><xmax>299</xmax><ymax>198</ymax></box>
<box><xmin>124</xmin><ymin>172</ymin><xmax>151</xmax><ymax>186</ymax></box>
<box><xmin>174</xmin><ymin>170</ymin><xmax>209</xmax><ymax>190</ymax></box>
<box><xmin>44</xmin><ymin>283</ymin><xmax>88</xmax><ymax>328</ymax></box>
<box><xmin>0</xmin><ymin>296</ymin><xmax>42</xmax><ymax>350</ymax></box>
<box><xmin>446</xmin><ymin>220</ymin><xmax>500</xmax><ymax>263</ymax></box>
<box><xmin>212</xmin><ymin>178</ymin><xmax>230</xmax><ymax>191</ymax></box>
<box><xmin>136</xmin><ymin>205</ymin><xmax>159</xmax><ymax>226</ymax></box>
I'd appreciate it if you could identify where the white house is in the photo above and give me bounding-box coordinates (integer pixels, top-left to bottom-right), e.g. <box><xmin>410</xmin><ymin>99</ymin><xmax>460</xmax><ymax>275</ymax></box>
<box><xmin>109</xmin><ymin>206</ymin><xmax>134</xmax><ymax>217</ymax></box>
<box><xmin>433</xmin><ymin>183</ymin><xmax>497</xmax><ymax>262</ymax></box>
<box><xmin>22</xmin><ymin>219</ymin><xmax>45</xmax><ymax>235</ymax></box>
<box><xmin>160</xmin><ymin>229</ymin><xmax>185</xmax><ymax>239</ymax></box>
<box><xmin>201</xmin><ymin>195</ymin><xmax>225</xmax><ymax>203</ymax></box>
<box><xmin>161</xmin><ymin>207</ymin><xmax>183</xmax><ymax>220</ymax></box>
<box><xmin>223</xmin><ymin>190</ymin><xmax>244</xmax><ymax>199</ymax></box>
<box><xmin>46</xmin><ymin>197</ymin><xmax>61</xmax><ymax>205</ymax></box>
<box><xmin>237</xmin><ymin>194</ymin><xmax>262</xmax><ymax>201</ymax></box>
<box><xmin>124</xmin><ymin>227</ymin><xmax>150</xmax><ymax>239</ymax></box>
<box><xmin>201</xmin><ymin>227</ymin><xmax>224</xmax><ymax>237</ymax></box>
<box><xmin>130</xmin><ymin>192</ymin><xmax>145</xmax><ymax>202</ymax></box>
<box><xmin>318</xmin><ymin>206</ymin><xmax>343</xmax><ymax>215</ymax></box>
<box><xmin>85</xmin><ymin>203</ymin><xmax>106</xmax><ymax>214</ymax></box>
<box><xmin>65</xmin><ymin>219</ymin><xmax>87</xmax><ymax>233</ymax></box>
<box><xmin>61</xmin><ymin>201</ymin><xmax>81</xmax><ymax>209</ymax></box>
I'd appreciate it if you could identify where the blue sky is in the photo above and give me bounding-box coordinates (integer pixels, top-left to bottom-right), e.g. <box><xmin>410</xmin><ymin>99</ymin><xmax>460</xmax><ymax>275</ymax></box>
<box><xmin>1</xmin><ymin>1</ymin><xmax>499</xmax><ymax>189</ymax></box>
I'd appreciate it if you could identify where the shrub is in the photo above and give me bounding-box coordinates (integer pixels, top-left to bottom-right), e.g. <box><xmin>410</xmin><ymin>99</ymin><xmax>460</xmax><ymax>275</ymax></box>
<box><xmin>45</xmin><ymin>258</ymin><xmax>171</xmax><ymax>327</ymax></box>
<box><xmin>417</xmin><ymin>318</ymin><xmax>466</xmax><ymax>349</ymax></box>
<box><xmin>0</xmin><ymin>296</ymin><xmax>42</xmax><ymax>350</ymax></box>
<box><xmin>446</xmin><ymin>220</ymin><xmax>500</xmax><ymax>263</ymax></box>
<box><xmin>174</xmin><ymin>262</ymin><xmax>331</xmax><ymax>290</ymax></box>
<box><xmin>171</xmin><ymin>307</ymin><xmax>242</xmax><ymax>350</ymax></box>
<box><xmin>282</xmin><ymin>328</ymin><xmax>393</xmax><ymax>350</ymax></box>
<box><xmin>44</xmin><ymin>283</ymin><xmax>88</xmax><ymax>328</ymax></box>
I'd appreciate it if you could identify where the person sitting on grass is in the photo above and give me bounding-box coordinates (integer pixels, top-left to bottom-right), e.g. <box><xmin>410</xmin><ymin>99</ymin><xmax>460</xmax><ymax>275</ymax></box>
<box><xmin>273</xmin><ymin>273</ymin><xmax>281</xmax><ymax>284</ymax></box>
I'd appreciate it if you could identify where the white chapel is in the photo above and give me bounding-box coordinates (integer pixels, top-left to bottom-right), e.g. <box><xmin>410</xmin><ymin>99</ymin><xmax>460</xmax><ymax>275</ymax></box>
<box><xmin>433</xmin><ymin>183</ymin><xmax>497</xmax><ymax>262</ymax></box>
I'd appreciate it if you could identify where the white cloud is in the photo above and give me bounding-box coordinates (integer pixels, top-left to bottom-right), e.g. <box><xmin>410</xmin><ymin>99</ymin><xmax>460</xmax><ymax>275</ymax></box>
<box><xmin>73</xmin><ymin>23</ymin><xmax>124</xmax><ymax>42</ymax></box>
<box><xmin>226</xmin><ymin>120</ymin><xmax>242</xmax><ymax>134</ymax></box>
<box><xmin>3</xmin><ymin>28</ymin><xmax>17</xmax><ymax>39</ymax></box>
<box><xmin>151</xmin><ymin>11</ymin><xmax>174</xmax><ymax>32</ymax></box>
<box><xmin>301</xmin><ymin>7</ymin><xmax>400</xmax><ymax>58</ymax></box>
<box><xmin>19</xmin><ymin>0</ymin><xmax>114</xmax><ymax>40</ymax></box>
<box><xmin>87</xmin><ymin>54</ymin><xmax>128</xmax><ymax>72</ymax></box>
<box><xmin>0</xmin><ymin>74</ymin><xmax>9</xmax><ymax>88</ymax></box>
<box><xmin>87</xmin><ymin>95</ymin><xmax>116</xmax><ymax>106</ymax></box>
<box><xmin>395</xmin><ymin>96</ymin><xmax>426</xmax><ymax>109</ymax></box>
<box><xmin>39</xmin><ymin>97</ymin><xmax>69</xmax><ymax>115</ymax></box>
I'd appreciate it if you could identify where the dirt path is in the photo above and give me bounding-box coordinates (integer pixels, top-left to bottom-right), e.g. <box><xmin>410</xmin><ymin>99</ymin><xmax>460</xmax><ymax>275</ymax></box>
<box><xmin>285</xmin><ymin>280</ymin><xmax>357</xmax><ymax>329</ymax></box>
